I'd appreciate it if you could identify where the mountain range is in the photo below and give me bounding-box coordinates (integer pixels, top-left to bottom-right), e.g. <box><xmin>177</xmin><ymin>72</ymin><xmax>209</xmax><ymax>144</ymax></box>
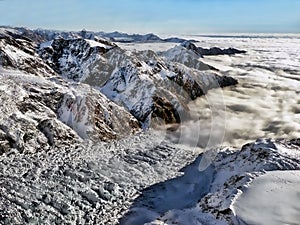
<box><xmin>1</xmin><ymin>27</ymin><xmax>298</xmax><ymax>225</ymax></box>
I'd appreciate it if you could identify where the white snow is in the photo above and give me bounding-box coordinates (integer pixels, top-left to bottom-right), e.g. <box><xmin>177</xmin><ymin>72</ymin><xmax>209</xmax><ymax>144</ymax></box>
<box><xmin>121</xmin><ymin>138</ymin><xmax>300</xmax><ymax>225</ymax></box>
<box><xmin>85</xmin><ymin>39</ymin><xmax>110</xmax><ymax>49</ymax></box>
<box><xmin>39</xmin><ymin>40</ymin><xmax>53</xmax><ymax>49</ymax></box>
<box><xmin>233</xmin><ymin>170</ymin><xmax>300</xmax><ymax>225</ymax></box>
<box><xmin>2</xmin><ymin>43</ymin><xmax>34</xmax><ymax>62</ymax></box>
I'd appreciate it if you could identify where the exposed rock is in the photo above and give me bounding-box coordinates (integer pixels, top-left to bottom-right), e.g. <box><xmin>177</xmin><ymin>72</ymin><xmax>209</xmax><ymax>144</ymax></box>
<box><xmin>0</xmin><ymin>69</ymin><xmax>140</xmax><ymax>154</ymax></box>
<box><xmin>1</xmin><ymin>27</ymin><xmax>238</xmax><ymax>128</ymax></box>
<box><xmin>152</xmin><ymin>96</ymin><xmax>181</xmax><ymax>124</ymax></box>
<box><xmin>38</xmin><ymin>38</ymin><xmax>116</xmax><ymax>81</ymax></box>
<box><xmin>100</xmin><ymin>48</ymin><xmax>237</xmax><ymax>125</ymax></box>
<box><xmin>181</xmin><ymin>40</ymin><xmax>246</xmax><ymax>56</ymax></box>
<box><xmin>0</xmin><ymin>29</ymin><xmax>56</xmax><ymax>76</ymax></box>
<box><xmin>198</xmin><ymin>46</ymin><xmax>247</xmax><ymax>56</ymax></box>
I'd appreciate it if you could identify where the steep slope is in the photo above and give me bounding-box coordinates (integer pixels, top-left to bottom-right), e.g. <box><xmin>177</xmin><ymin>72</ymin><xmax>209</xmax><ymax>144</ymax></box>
<box><xmin>38</xmin><ymin>38</ymin><xmax>116</xmax><ymax>81</ymax></box>
<box><xmin>100</xmin><ymin>48</ymin><xmax>237</xmax><ymax>124</ymax></box>
<box><xmin>162</xmin><ymin>44</ymin><xmax>217</xmax><ymax>71</ymax></box>
<box><xmin>38</xmin><ymin>37</ymin><xmax>237</xmax><ymax>126</ymax></box>
<box><xmin>2</xmin><ymin>27</ymin><xmax>239</xmax><ymax>128</ymax></box>
<box><xmin>121</xmin><ymin>139</ymin><xmax>300</xmax><ymax>225</ymax></box>
<box><xmin>0</xmin><ymin>30</ymin><xmax>141</xmax><ymax>149</ymax></box>
<box><xmin>0</xmin><ymin>69</ymin><xmax>140</xmax><ymax>154</ymax></box>
<box><xmin>0</xmin><ymin>28</ymin><xmax>56</xmax><ymax>76</ymax></box>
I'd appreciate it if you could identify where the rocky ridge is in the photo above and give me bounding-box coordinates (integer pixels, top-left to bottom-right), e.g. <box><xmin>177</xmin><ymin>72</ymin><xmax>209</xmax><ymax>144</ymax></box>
<box><xmin>33</xmin><ymin>27</ymin><xmax>238</xmax><ymax>125</ymax></box>
<box><xmin>0</xmin><ymin>69</ymin><xmax>140</xmax><ymax>154</ymax></box>
<box><xmin>0</xmin><ymin>26</ymin><xmax>239</xmax><ymax>151</ymax></box>
<box><xmin>181</xmin><ymin>40</ymin><xmax>247</xmax><ymax>56</ymax></box>
<box><xmin>1</xmin><ymin>26</ymin><xmax>197</xmax><ymax>44</ymax></box>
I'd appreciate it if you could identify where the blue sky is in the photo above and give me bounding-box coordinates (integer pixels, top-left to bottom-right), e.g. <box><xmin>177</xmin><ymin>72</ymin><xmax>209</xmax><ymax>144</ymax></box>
<box><xmin>0</xmin><ymin>0</ymin><xmax>299</xmax><ymax>34</ymax></box>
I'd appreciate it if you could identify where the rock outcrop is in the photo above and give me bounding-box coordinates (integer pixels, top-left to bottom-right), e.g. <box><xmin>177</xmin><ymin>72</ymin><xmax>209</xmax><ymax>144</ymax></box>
<box><xmin>38</xmin><ymin>38</ymin><xmax>116</xmax><ymax>81</ymax></box>
<box><xmin>181</xmin><ymin>40</ymin><xmax>247</xmax><ymax>56</ymax></box>
<box><xmin>0</xmin><ymin>28</ymin><xmax>55</xmax><ymax>76</ymax></box>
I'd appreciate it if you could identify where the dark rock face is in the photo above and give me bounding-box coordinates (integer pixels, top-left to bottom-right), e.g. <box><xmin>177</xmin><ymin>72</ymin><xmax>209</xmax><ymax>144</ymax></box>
<box><xmin>180</xmin><ymin>40</ymin><xmax>201</xmax><ymax>56</ymax></box>
<box><xmin>198</xmin><ymin>47</ymin><xmax>247</xmax><ymax>56</ymax></box>
<box><xmin>152</xmin><ymin>96</ymin><xmax>181</xmax><ymax>124</ymax></box>
<box><xmin>181</xmin><ymin>41</ymin><xmax>246</xmax><ymax>57</ymax></box>
<box><xmin>216</xmin><ymin>75</ymin><xmax>238</xmax><ymax>87</ymax></box>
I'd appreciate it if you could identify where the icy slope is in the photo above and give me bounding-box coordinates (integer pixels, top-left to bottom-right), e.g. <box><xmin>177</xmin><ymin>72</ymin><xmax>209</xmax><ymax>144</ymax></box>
<box><xmin>0</xmin><ymin>131</ymin><xmax>199</xmax><ymax>225</ymax></box>
<box><xmin>1</xmin><ymin>130</ymin><xmax>298</xmax><ymax>225</ymax></box>
<box><xmin>122</xmin><ymin>139</ymin><xmax>300</xmax><ymax>225</ymax></box>
<box><xmin>233</xmin><ymin>170</ymin><xmax>300</xmax><ymax>225</ymax></box>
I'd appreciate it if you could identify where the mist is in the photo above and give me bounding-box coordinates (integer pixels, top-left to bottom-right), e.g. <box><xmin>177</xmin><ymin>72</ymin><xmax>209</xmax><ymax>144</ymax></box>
<box><xmin>151</xmin><ymin>34</ymin><xmax>300</xmax><ymax>150</ymax></box>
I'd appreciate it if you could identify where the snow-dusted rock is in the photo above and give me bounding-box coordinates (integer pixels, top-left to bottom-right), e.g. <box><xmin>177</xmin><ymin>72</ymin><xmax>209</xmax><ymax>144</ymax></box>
<box><xmin>57</xmin><ymin>83</ymin><xmax>140</xmax><ymax>141</ymax></box>
<box><xmin>1</xmin><ymin>27</ymin><xmax>238</xmax><ymax>128</ymax></box>
<box><xmin>38</xmin><ymin>38</ymin><xmax>116</xmax><ymax>81</ymax></box>
<box><xmin>3</xmin><ymin>26</ymin><xmax>196</xmax><ymax>44</ymax></box>
<box><xmin>162</xmin><ymin>44</ymin><xmax>217</xmax><ymax>71</ymax></box>
<box><xmin>0</xmin><ymin>28</ymin><xmax>56</xmax><ymax>76</ymax></box>
<box><xmin>36</xmin><ymin>33</ymin><xmax>237</xmax><ymax>126</ymax></box>
<box><xmin>99</xmin><ymin>48</ymin><xmax>237</xmax><ymax>125</ymax></box>
<box><xmin>0</xmin><ymin>69</ymin><xmax>140</xmax><ymax>153</ymax></box>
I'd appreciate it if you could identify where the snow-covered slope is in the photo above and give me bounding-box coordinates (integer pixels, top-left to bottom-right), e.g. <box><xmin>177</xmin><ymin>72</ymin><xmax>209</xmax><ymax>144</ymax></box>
<box><xmin>0</xmin><ymin>68</ymin><xmax>140</xmax><ymax>153</ymax></box>
<box><xmin>162</xmin><ymin>45</ymin><xmax>217</xmax><ymax>71</ymax></box>
<box><xmin>1</xmin><ymin>27</ymin><xmax>239</xmax><ymax>128</ymax></box>
<box><xmin>233</xmin><ymin>170</ymin><xmax>300</xmax><ymax>225</ymax></box>
<box><xmin>0</xmin><ymin>26</ymin><xmax>299</xmax><ymax>225</ymax></box>
<box><xmin>32</xmin><ymin>28</ymin><xmax>237</xmax><ymax>126</ymax></box>
<box><xmin>0</xmin><ymin>26</ymin><xmax>240</xmax><ymax>144</ymax></box>
<box><xmin>0</xmin><ymin>132</ymin><xmax>298</xmax><ymax>224</ymax></box>
<box><xmin>99</xmin><ymin>48</ymin><xmax>237</xmax><ymax>125</ymax></box>
<box><xmin>122</xmin><ymin>139</ymin><xmax>300</xmax><ymax>225</ymax></box>
<box><xmin>0</xmin><ymin>28</ymin><xmax>56</xmax><ymax>76</ymax></box>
